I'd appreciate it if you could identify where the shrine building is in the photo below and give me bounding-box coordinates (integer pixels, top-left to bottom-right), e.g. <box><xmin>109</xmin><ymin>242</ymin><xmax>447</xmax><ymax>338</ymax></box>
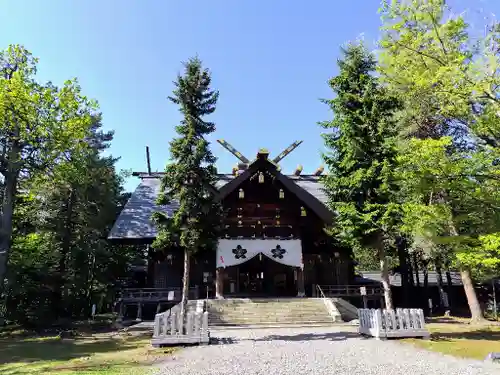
<box><xmin>108</xmin><ymin>140</ymin><xmax>355</xmax><ymax>302</ymax></box>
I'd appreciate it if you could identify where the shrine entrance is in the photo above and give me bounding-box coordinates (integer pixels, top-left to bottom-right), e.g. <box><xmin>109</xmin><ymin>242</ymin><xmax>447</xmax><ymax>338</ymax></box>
<box><xmin>215</xmin><ymin>239</ymin><xmax>306</xmax><ymax>298</ymax></box>
<box><xmin>224</xmin><ymin>254</ymin><xmax>297</xmax><ymax>297</ymax></box>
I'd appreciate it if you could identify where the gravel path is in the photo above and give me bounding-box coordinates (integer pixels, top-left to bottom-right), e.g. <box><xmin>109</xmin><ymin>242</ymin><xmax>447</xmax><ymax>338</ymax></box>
<box><xmin>154</xmin><ymin>326</ymin><xmax>500</xmax><ymax>375</ymax></box>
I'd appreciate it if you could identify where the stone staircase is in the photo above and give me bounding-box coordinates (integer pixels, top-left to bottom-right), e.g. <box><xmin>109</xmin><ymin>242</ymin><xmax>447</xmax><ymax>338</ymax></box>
<box><xmin>206</xmin><ymin>298</ymin><xmax>342</xmax><ymax>327</ymax></box>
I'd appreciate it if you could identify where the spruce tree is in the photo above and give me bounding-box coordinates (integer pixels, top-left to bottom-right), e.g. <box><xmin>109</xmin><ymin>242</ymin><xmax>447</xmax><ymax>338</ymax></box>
<box><xmin>321</xmin><ymin>43</ymin><xmax>400</xmax><ymax>309</ymax></box>
<box><xmin>154</xmin><ymin>58</ymin><xmax>221</xmax><ymax>319</ymax></box>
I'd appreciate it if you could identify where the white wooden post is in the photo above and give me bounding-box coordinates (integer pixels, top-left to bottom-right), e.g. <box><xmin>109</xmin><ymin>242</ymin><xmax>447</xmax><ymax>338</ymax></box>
<box><xmin>170</xmin><ymin>312</ymin><xmax>177</xmax><ymax>335</ymax></box>
<box><xmin>153</xmin><ymin>314</ymin><xmax>160</xmax><ymax>337</ymax></box>
<box><xmin>186</xmin><ymin>312</ymin><xmax>194</xmax><ymax>335</ymax></box>
<box><xmin>374</xmin><ymin>309</ymin><xmax>383</xmax><ymax>338</ymax></box>
<box><xmin>202</xmin><ymin>311</ymin><xmax>209</xmax><ymax>333</ymax></box>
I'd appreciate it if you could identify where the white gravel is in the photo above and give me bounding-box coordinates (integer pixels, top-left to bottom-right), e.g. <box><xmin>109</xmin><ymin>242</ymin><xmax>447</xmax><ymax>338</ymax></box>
<box><xmin>154</xmin><ymin>326</ymin><xmax>500</xmax><ymax>375</ymax></box>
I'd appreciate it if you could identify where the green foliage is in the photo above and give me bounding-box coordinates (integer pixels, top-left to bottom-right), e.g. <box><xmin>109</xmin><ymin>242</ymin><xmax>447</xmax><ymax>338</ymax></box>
<box><xmin>320</xmin><ymin>42</ymin><xmax>401</xmax><ymax>251</ymax></box>
<box><xmin>0</xmin><ymin>45</ymin><xmax>97</xmax><ymax>174</ymax></box>
<box><xmin>395</xmin><ymin>136</ymin><xmax>500</xmax><ymax>277</ymax></box>
<box><xmin>379</xmin><ymin>0</ymin><xmax>500</xmax><ymax>147</ymax></box>
<box><xmin>4</xmin><ymin>116</ymin><xmax>138</xmax><ymax>324</ymax></box>
<box><xmin>0</xmin><ymin>45</ymin><xmax>137</xmax><ymax>325</ymax></box>
<box><xmin>153</xmin><ymin>57</ymin><xmax>222</xmax><ymax>253</ymax></box>
<box><xmin>461</xmin><ymin>234</ymin><xmax>500</xmax><ymax>281</ymax></box>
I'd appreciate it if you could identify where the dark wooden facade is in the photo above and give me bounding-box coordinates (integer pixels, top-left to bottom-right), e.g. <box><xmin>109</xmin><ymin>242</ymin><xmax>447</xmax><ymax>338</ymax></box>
<box><xmin>148</xmin><ymin>153</ymin><xmax>354</xmax><ymax>298</ymax></box>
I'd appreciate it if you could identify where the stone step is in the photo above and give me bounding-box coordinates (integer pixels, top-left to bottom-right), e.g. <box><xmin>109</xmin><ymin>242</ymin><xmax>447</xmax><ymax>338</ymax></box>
<box><xmin>205</xmin><ymin>298</ymin><xmax>340</xmax><ymax>327</ymax></box>
<box><xmin>209</xmin><ymin>322</ymin><xmax>345</xmax><ymax>330</ymax></box>
<box><xmin>211</xmin><ymin>313</ymin><xmax>333</xmax><ymax>318</ymax></box>
<box><xmin>209</xmin><ymin>318</ymin><xmax>334</xmax><ymax>324</ymax></box>
<box><xmin>209</xmin><ymin>318</ymin><xmax>335</xmax><ymax>323</ymax></box>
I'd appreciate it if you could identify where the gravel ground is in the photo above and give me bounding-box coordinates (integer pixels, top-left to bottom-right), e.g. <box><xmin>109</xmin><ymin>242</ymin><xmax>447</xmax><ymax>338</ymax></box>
<box><xmin>154</xmin><ymin>326</ymin><xmax>500</xmax><ymax>375</ymax></box>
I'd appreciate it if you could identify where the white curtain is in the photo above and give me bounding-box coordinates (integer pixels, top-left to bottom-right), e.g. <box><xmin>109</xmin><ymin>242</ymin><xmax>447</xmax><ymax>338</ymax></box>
<box><xmin>217</xmin><ymin>239</ymin><xmax>302</xmax><ymax>268</ymax></box>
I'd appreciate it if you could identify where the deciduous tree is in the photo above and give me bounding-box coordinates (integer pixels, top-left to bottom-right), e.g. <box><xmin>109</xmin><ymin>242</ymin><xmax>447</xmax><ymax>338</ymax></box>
<box><xmin>0</xmin><ymin>45</ymin><xmax>97</xmax><ymax>291</ymax></box>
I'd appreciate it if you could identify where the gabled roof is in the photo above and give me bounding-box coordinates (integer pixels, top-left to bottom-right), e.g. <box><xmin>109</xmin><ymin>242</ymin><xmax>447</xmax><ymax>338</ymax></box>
<box><xmin>108</xmin><ymin>178</ymin><xmax>179</xmax><ymax>240</ymax></box>
<box><xmin>108</xmin><ymin>169</ymin><xmax>329</xmax><ymax>241</ymax></box>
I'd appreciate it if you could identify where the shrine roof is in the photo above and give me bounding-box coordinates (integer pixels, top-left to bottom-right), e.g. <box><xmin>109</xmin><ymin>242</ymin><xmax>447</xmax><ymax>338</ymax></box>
<box><xmin>108</xmin><ymin>173</ymin><xmax>328</xmax><ymax>240</ymax></box>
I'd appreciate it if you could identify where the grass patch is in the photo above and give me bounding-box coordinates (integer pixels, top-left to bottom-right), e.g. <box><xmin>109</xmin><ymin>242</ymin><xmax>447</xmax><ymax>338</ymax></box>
<box><xmin>0</xmin><ymin>330</ymin><xmax>175</xmax><ymax>375</ymax></box>
<box><xmin>403</xmin><ymin>318</ymin><xmax>500</xmax><ymax>360</ymax></box>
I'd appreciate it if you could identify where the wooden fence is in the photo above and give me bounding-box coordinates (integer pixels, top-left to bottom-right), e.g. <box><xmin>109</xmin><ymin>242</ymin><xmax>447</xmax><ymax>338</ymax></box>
<box><xmin>151</xmin><ymin>311</ymin><xmax>210</xmax><ymax>347</ymax></box>
<box><xmin>314</xmin><ymin>284</ymin><xmax>382</xmax><ymax>298</ymax></box>
<box><xmin>358</xmin><ymin>308</ymin><xmax>430</xmax><ymax>339</ymax></box>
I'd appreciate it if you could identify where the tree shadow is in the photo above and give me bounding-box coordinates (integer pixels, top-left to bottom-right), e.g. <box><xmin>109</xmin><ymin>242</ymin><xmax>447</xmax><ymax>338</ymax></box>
<box><xmin>431</xmin><ymin>329</ymin><xmax>500</xmax><ymax>342</ymax></box>
<box><xmin>1</xmin><ymin>361</ymin><xmax>145</xmax><ymax>375</ymax></box>
<box><xmin>210</xmin><ymin>337</ymin><xmax>238</xmax><ymax>345</ymax></box>
<box><xmin>0</xmin><ymin>333</ymin><xmax>150</xmax><ymax>365</ymax></box>
<box><xmin>253</xmin><ymin>331</ymin><xmax>362</xmax><ymax>342</ymax></box>
<box><xmin>427</xmin><ymin>317</ymin><xmax>465</xmax><ymax>325</ymax></box>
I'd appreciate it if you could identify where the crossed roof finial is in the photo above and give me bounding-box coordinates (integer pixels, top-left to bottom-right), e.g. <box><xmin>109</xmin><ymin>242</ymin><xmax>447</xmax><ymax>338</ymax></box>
<box><xmin>217</xmin><ymin>139</ymin><xmax>303</xmax><ymax>167</ymax></box>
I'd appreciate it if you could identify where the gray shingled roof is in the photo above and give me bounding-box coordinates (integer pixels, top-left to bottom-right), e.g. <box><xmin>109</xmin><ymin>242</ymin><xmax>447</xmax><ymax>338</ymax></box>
<box><xmin>108</xmin><ymin>174</ymin><xmax>328</xmax><ymax>240</ymax></box>
<box><xmin>108</xmin><ymin>178</ymin><xmax>178</xmax><ymax>239</ymax></box>
<box><xmin>357</xmin><ymin>271</ymin><xmax>463</xmax><ymax>286</ymax></box>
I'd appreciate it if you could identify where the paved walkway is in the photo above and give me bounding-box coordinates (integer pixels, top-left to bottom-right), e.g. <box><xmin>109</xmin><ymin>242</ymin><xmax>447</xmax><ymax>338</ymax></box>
<box><xmin>154</xmin><ymin>326</ymin><xmax>500</xmax><ymax>375</ymax></box>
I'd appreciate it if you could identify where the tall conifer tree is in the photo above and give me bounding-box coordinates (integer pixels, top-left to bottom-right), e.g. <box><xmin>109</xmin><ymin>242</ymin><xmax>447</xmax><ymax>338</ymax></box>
<box><xmin>154</xmin><ymin>58</ymin><xmax>221</xmax><ymax>319</ymax></box>
<box><xmin>321</xmin><ymin>43</ymin><xmax>400</xmax><ymax>309</ymax></box>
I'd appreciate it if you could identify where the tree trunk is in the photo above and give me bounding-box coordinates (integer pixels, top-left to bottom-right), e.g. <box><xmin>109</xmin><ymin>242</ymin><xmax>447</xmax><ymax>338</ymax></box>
<box><xmin>397</xmin><ymin>237</ymin><xmax>411</xmax><ymax>307</ymax></box>
<box><xmin>445</xmin><ymin>263</ymin><xmax>454</xmax><ymax>311</ymax></box>
<box><xmin>447</xmin><ymin>221</ymin><xmax>485</xmax><ymax>322</ymax></box>
<box><xmin>435</xmin><ymin>260</ymin><xmax>450</xmax><ymax>315</ymax></box>
<box><xmin>53</xmin><ymin>188</ymin><xmax>75</xmax><ymax>318</ymax></box>
<box><xmin>461</xmin><ymin>268</ymin><xmax>486</xmax><ymax>322</ymax></box>
<box><xmin>0</xmin><ymin>170</ymin><xmax>19</xmax><ymax>293</ymax></box>
<box><xmin>423</xmin><ymin>261</ymin><xmax>430</xmax><ymax>313</ymax></box>
<box><xmin>179</xmin><ymin>248</ymin><xmax>190</xmax><ymax>322</ymax></box>
<box><xmin>378</xmin><ymin>240</ymin><xmax>394</xmax><ymax>310</ymax></box>
<box><xmin>413</xmin><ymin>252</ymin><xmax>420</xmax><ymax>287</ymax></box>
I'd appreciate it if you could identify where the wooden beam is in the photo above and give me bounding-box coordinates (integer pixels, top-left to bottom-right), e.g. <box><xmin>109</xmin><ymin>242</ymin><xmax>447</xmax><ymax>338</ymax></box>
<box><xmin>294</xmin><ymin>165</ymin><xmax>303</xmax><ymax>176</ymax></box>
<box><xmin>314</xmin><ymin>165</ymin><xmax>324</xmax><ymax>176</ymax></box>
<box><xmin>146</xmin><ymin>146</ymin><xmax>152</xmax><ymax>175</ymax></box>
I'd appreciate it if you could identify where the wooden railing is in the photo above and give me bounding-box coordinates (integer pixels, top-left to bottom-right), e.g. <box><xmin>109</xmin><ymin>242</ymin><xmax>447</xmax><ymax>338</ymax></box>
<box><xmin>358</xmin><ymin>308</ymin><xmax>429</xmax><ymax>339</ymax></box>
<box><xmin>152</xmin><ymin>310</ymin><xmax>209</xmax><ymax>346</ymax></box>
<box><xmin>315</xmin><ymin>284</ymin><xmax>382</xmax><ymax>297</ymax></box>
<box><xmin>118</xmin><ymin>287</ymin><xmax>200</xmax><ymax>303</ymax></box>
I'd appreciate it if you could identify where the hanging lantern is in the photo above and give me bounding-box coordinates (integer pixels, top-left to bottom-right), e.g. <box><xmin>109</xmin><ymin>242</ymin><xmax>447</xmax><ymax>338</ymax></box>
<box><xmin>239</xmin><ymin>188</ymin><xmax>244</xmax><ymax>199</ymax></box>
<box><xmin>279</xmin><ymin>189</ymin><xmax>284</xmax><ymax>199</ymax></box>
<box><xmin>301</xmin><ymin>206</ymin><xmax>307</xmax><ymax>217</ymax></box>
<box><xmin>258</xmin><ymin>172</ymin><xmax>264</xmax><ymax>183</ymax></box>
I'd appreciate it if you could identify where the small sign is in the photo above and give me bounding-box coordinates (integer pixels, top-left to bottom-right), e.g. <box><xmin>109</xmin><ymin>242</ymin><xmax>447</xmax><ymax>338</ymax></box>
<box><xmin>360</xmin><ymin>286</ymin><xmax>367</xmax><ymax>296</ymax></box>
<box><xmin>167</xmin><ymin>290</ymin><xmax>175</xmax><ymax>301</ymax></box>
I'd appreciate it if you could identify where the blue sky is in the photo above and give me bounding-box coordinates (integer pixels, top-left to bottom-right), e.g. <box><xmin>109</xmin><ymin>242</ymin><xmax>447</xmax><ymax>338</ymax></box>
<box><xmin>1</xmin><ymin>0</ymin><xmax>498</xmax><ymax>192</ymax></box>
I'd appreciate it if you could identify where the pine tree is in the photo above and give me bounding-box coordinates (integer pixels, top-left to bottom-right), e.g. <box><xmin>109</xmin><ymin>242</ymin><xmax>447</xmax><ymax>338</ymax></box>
<box><xmin>320</xmin><ymin>43</ymin><xmax>401</xmax><ymax>309</ymax></box>
<box><xmin>153</xmin><ymin>58</ymin><xmax>222</xmax><ymax>320</ymax></box>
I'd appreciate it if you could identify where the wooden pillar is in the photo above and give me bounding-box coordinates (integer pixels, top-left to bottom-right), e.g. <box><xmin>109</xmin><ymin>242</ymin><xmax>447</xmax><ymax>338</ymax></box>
<box><xmin>118</xmin><ymin>302</ymin><xmax>125</xmax><ymax>322</ymax></box>
<box><xmin>297</xmin><ymin>267</ymin><xmax>305</xmax><ymax>297</ymax></box>
<box><xmin>215</xmin><ymin>267</ymin><xmax>225</xmax><ymax>299</ymax></box>
<box><xmin>136</xmin><ymin>302</ymin><xmax>142</xmax><ymax>322</ymax></box>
